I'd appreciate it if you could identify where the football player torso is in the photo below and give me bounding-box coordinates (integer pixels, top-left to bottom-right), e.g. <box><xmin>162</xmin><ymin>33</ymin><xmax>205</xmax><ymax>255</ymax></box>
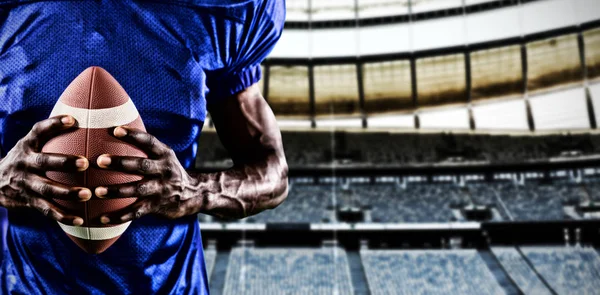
<box><xmin>0</xmin><ymin>0</ymin><xmax>284</xmax><ymax>293</ymax></box>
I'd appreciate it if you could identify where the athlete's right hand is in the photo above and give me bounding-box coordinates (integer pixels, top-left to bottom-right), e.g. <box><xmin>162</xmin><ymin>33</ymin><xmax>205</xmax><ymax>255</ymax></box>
<box><xmin>0</xmin><ymin>115</ymin><xmax>91</xmax><ymax>226</ymax></box>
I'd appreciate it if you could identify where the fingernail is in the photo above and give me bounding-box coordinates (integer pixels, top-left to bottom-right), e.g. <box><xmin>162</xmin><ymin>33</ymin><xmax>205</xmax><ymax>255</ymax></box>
<box><xmin>73</xmin><ymin>218</ymin><xmax>84</xmax><ymax>226</ymax></box>
<box><xmin>78</xmin><ymin>189</ymin><xmax>92</xmax><ymax>201</ymax></box>
<box><xmin>114</xmin><ymin>127</ymin><xmax>127</xmax><ymax>137</ymax></box>
<box><xmin>97</xmin><ymin>155</ymin><xmax>111</xmax><ymax>167</ymax></box>
<box><xmin>100</xmin><ymin>216</ymin><xmax>110</xmax><ymax>224</ymax></box>
<box><xmin>95</xmin><ymin>187</ymin><xmax>107</xmax><ymax>198</ymax></box>
<box><xmin>75</xmin><ymin>158</ymin><xmax>89</xmax><ymax>171</ymax></box>
<box><xmin>61</xmin><ymin>116</ymin><xmax>74</xmax><ymax>125</ymax></box>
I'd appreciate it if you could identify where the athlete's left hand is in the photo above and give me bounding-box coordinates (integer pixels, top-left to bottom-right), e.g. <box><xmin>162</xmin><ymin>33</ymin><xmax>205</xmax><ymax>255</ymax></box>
<box><xmin>94</xmin><ymin>126</ymin><xmax>201</xmax><ymax>224</ymax></box>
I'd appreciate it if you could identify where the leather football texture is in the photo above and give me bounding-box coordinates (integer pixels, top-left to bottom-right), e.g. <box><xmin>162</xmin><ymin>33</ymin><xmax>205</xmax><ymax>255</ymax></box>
<box><xmin>42</xmin><ymin>66</ymin><xmax>146</xmax><ymax>254</ymax></box>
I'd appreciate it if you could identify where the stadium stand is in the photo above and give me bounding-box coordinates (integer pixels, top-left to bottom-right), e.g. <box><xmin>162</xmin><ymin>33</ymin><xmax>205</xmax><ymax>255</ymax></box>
<box><xmin>468</xmin><ymin>180</ymin><xmax>596</xmax><ymax>221</ymax></box>
<box><xmin>490</xmin><ymin>183</ymin><xmax>566</xmax><ymax>221</ymax></box>
<box><xmin>244</xmin><ymin>184</ymin><xmax>331</xmax><ymax>223</ymax></box>
<box><xmin>197</xmin><ymin>131</ymin><xmax>600</xmax><ymax>168</ymax></box>
<box><xmin>334</xmin><ymin>187</ymin><xmax>364</xmax><ymax>210</ymax></box>
<box><xmin>200</xmin><ymin>177</ymin><xmax>600</xmax><ymax>224</ymax></box>
<box><xmin>353</xmin><ymin>183</ymin><xmax>467</xmax><ymax>223</ymax></box>
<box><xmin>551</xmin><ymin>179</ymin><xmax>590</xmax><ymax>204</ymax></box>
<box><xmin>491</xmin><ymin>247</ymin><xmax>553</xmax><ymax>295</ymax></box>
<box><xmin>223</xmin><ymin>247</ymin><xmax>354</xmax><ymax>295</ymax></box>
<box><xmin>360</xmin><ymin>249</ymin><xmax>506</xmax><ymax>295</ymax></box>
<box><xmin>521</xmin><ymin>246</ymin><xmax>600</xmax><ymax>295</ymax></box>
<box><xmin>582</xmin><ymin>177</ymin><xmax>600</xmax><ymax>202</ymax></box>
<box><xmin>465</xmin><ymin>183</ymin><xmax>510</xmax><ymax>219</ymax></box>
<box><xmin>196</xmin><ymin>1</ymin><xmax>600</xmax><ymax>293</ymax></box>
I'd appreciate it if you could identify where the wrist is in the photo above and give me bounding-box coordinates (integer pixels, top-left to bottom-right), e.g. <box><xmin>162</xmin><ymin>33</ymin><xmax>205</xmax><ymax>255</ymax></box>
<box><xmin>183</xmin><ymin>171</ymin><xmax>208</xmax><ymax>215</ymax></box>
<box><xmin>190</xmin><ymin>172</ymin><xmax>222</xmax><ymax>216</ymax></box>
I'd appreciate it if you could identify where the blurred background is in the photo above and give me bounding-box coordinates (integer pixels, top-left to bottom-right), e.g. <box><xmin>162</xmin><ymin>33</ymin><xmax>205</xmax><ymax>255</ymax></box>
<box><xmin>197</xmin><ymin>0</ymin><xmax>600</xmax><ymax>294</ymax></box>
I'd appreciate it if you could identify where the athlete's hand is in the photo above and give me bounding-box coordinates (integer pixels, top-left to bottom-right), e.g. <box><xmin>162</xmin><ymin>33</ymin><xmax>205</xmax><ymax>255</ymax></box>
<box><xmin>95</xmin><ymin>126</ymin><xmax>200</xmax><ymax>224</ymax></box>
<box><xmin>0</xmin><ymin>115</ymin><xmax>91</xmax><ymax>225</ymax></box>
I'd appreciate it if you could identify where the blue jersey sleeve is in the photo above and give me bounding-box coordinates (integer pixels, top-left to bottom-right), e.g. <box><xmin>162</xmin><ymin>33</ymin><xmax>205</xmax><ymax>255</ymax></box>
<box><xmin>205</xmin><ymin>0</ymin><xmax>285</xmax><ymax>103</ymax></box>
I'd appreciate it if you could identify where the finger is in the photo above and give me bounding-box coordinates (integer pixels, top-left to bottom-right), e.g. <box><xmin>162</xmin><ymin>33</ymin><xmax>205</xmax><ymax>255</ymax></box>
<box><xmin>99</xmin><ymin>200</ymin><xmax>151</xmax><ymax>225</ymax></box>
<box><xmin>25</xmin><ymin>116</ymin><xmax>77</xmax><ymax>150</ymax></box>
<box><xmin>27</xmin><ymin>153</ymin><xmax>89</xmax><ymax>172</ymax></box>
<box><xmin>26</xmin><ymin>174</ymin><xmax>92</xmax><ymax>201</ymax></box>
<box><xmin>30</xmin><ymin>197</ymin><xmax>84</xmax><ymax>226</ymax></box>
<box><xmin>112</xmin><ymin>126</ymin><xmax>168</xmax><ymax>157</ymax></box>
<box><xmin>96</xmin><ymin>154</ymin><xmax>161</xmax><ymax>175</ymax></box>
<box><xmin>95</xmin><ymin>180</ymin><xmax>161</xmax><ymax>199</ymax></box>
<box><xmin>0</xmin><ymin>195</ymin><xmax>28</xmax><ymax>209</ymax></box>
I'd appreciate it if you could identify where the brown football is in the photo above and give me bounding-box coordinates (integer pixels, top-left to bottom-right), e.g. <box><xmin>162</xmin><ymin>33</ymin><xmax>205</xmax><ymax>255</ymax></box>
<box><xmin>42</xmin><ymin>66</ymin><xmax>146</xmax><ymax>254</ymax></box>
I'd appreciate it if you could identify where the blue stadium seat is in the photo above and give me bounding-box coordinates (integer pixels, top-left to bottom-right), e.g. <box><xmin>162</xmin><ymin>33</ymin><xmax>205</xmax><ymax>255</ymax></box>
<box><xmin>224</xmin><ymin>247</ymin><xmax>354</xmax><ymax>295</ymax></box>
<box><xmin>360</xmin><ymin>249</ymin><xmax>506</xmax><ymax>295</ymax></box>
<box><xmin>522</xmin><ymin>246</ymin><xmax>600</xmax><ymax>294</ymax></box>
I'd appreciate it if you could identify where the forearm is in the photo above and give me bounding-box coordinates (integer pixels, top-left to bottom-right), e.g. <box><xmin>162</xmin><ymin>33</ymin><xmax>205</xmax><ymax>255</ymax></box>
<box><xmin>195</xmin><ymin>83</ymin><xmax>288</xmax><ymax>219</ymax></box>
<box><xmin>193</xmin><ymin>153</ymin><xmax>288</xmax><ymax>219</ymax></box>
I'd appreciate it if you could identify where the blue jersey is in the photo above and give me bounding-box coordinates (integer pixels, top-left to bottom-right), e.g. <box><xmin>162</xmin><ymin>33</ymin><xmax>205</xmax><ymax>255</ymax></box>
<box><xmin>0</xmin><ymin>0</ymin><xmax>284</xmax><ymax>293</ymax></box>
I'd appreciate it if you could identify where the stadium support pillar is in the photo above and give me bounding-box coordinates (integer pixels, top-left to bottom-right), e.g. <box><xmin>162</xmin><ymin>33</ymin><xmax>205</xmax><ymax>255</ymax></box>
<box><xmin>578</xmin><ymin>32</ymin><xmax>597</xmax><ymax>128</ymax></box>
<box><xmin>357</xmin><ymin>62</ymin><xmax>367</xmax><ymax>128</ymax></box>
<box><xmin>414</xmin><ymin>114</ymin><xmax>420</xmax><ymax>129</ymax></box>
<box><xmin>410</xmin><ymin>57</ymin><xmax>419</xmax><ymax>129</ymax></box>
<box><xmin>465</xmin><ymin>50</ymin><xmax>476</xmax><ymax>130</ymax></box>
<box><xmin>409</xmin><ymin>0</ymin><xmax>418</xmax><ymax>130</ymax></box>
<box><xmin>525</xmin><ymin>101</ymin><xmax>535</xmax><ymax>132</ymax></box>
<box><xmin>353</xmin><ymin>0</ymin><xmax>366</xmax><ymax>128</ymax></box>
<box><xmin>520</xmin><ymin>44</ymin><xmax>535</xmax><ymax>132</ymax></box>
<box><xmin>309</xmin><ymin>63</ymin><xmax>316</xmax><ymax>128</ymax></box>
<box><xmin>410</xmin><ymin>57</ymin><xmax>418</xmax><ymax>110</ymax></box>
<box><xmin>465</xmin><ymin>51</ymin><xmax>472</xmax><ymax>104</ymax></box>
<box><xmin>577</xmin><ymin>32</ymin><xmax>587</xmax><ymax>81</ymax></box>
<box><xmin>585</xmin><ymin>88</ymin><xmax>597</xmax><ymax>129</ymax></box>
<box><xmin>468</xmin><ymin>109</ymin><xmax>476</xmax><ymax>130</ymax></box>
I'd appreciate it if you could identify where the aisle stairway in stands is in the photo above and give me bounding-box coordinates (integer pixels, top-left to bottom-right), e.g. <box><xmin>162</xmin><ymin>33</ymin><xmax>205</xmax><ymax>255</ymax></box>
<box><xmin>346</xmin><ymin>251</ymin><xmax>370</xmax><ymax>295</ymax></box>
<box><xmin>478</xmin><ymin>250</ymin><xmax>522</xmax><ymax>295</ymax></box>
<box><xmin>491</xmin><ymin>247</ymin><xmax>553</xmax><ymax>295</ymax></box>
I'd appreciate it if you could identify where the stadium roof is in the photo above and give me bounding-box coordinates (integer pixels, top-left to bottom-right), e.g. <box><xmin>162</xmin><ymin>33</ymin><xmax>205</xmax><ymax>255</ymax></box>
<box><xmin>273</xmin><ymin>0</ymin><xmax>599</xmax><ymax>58</ymax></box>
